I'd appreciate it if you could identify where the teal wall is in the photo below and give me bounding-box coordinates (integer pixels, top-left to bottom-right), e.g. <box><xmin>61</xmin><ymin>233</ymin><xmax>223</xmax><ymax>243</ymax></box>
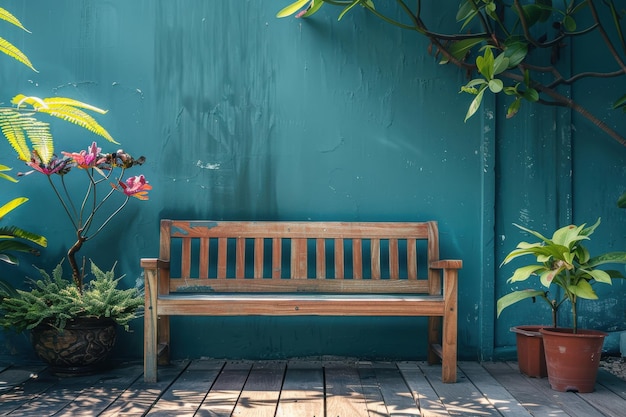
<box><xmin>1</xmin><ymin>1</ymin><xmax>625</xmax><ymax>361</ymax></box>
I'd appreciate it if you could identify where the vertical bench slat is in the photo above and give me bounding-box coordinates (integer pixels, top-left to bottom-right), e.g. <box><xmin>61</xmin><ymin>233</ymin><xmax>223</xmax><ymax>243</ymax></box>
<box><xmin>236</xmin><ymin>238</ymin><xmax>245</xmax><ymax>278</ymax></box>
<box><xmin>254</xmin><ymin>238</ymin><xmax>264</xmax><ymax>278</ymax></box>
<box><xmin>199</xmin><ymin>238</ymin><xmax>209</xmax><ymax>279</ymax></box>
<box><xmin>316</xmin><ymin>238</ymin><xmax>326</xmax><ymax>279</ymax></box>
<box><xmin>407</xmin><ymin>239</ymin><xmax>417</xmax><ymax>280</ymax></box>
<box><xmin>272</xmin><ymin>237</ymin><xmax>281</xmax><ymax>279</ymax></box>
<box><xmin>334</xmin><ymin>238</ymin><xmax>344</xmax><ymax>279</ymax></box>
<box><xmin>217</xmin><ymin>238</ymin><xmax>228</xmax><ymax>279</ymax></box>
<box><xmin>371</xmin><ymin>238</ymin><xmax>381</xmax><ymax>279</ymax></box>
<box><xmin>291</xmin><ymin>238</ymin><xmax>307</xmax><ymax>278</ymax></box>
<box><xmin>353</xmin><ymin>238</ymin><xmax>362</xmax><ymax>279</ymax></box>
<box><xmin>181</xmin><ymin>238</ymin><xmax>191</xmax><ymax>279</ymax></box>
<box><xmin>389</xmin><ymin>238</ymin><xmax>399</xmax><ymax>279</ymax></box>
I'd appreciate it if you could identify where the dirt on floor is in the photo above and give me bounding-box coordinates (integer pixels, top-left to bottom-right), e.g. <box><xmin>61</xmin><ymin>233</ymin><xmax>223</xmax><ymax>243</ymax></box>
<box><xmin>600</xmin><ymin>356</ymin><xmax>626</xmax><ymax>381</ymax></box>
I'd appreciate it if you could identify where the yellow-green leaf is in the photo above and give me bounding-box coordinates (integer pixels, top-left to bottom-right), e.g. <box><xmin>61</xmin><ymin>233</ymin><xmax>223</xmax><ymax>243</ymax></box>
<box><xmin>276</xmin><ymin>0</ymin><xmax>311</xmax><ymax>18</ymax></box>
<box><xmin>0</xmin><ymin>197</ymin><xmax>28</xmax><ymax>219</ymax></box>
<box><xmin>0</xmin><ymin>37</ymin><xmax>37</xmax><ymax>72</ymax></box>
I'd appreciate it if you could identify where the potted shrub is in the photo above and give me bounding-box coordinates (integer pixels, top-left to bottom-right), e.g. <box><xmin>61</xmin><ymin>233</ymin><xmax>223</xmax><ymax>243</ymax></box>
<box><xmin>0</xmin><ymin>136</ymin><xmax>151</xmax><ymax>375</ymax></box>
<box><xmin>498</xmin><ymin>219</ymin><xmax>626</xmax><ymax>392</ymax></box>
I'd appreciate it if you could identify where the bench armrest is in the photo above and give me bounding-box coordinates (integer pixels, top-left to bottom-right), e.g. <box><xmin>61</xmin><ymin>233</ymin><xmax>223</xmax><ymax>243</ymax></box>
<box><xmin>430</xmin><ymin>259</ymin><xmax>463</xmax><ymax>270</ymax></box>
<box><xmin>140</xmin><ymin>258</ymin><xmax>170</xmax><ymax>270</ymax></box>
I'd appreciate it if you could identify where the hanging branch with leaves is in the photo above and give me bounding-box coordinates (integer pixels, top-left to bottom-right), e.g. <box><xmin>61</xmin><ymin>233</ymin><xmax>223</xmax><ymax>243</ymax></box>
<box><xmin>278</xmin><ymin>0</ymin><xmax>626</xmax><ymax>147</ymax></box>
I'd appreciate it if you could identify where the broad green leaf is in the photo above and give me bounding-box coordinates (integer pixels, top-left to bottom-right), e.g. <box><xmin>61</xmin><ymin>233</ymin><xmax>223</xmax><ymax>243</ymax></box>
<box><xmin>302</xmin><ymin>0</ymin><xmax>324</xmax><ymax>17</ymax></box>
<box><xmin>507</xmin><ymin>264</ymin><xmax>546</xmax><ymax>283</ymax></box>
<box><xmin>570</xmin><ymin>279</ymin><xmax>598</xmax><ymax>300</ymax></box>
<box><xmin>497</xmin><ymin>289</ymin><xmax>546</xmax><ymax>317</ymax></box>
<box><xmin>587</xmin><ymin>251</ymin><xmax>626</xmax><ymax>268</ymax></box>
<box><xmin>443</xmin><ymin>37</ymin><xmax>488</xmax><ymax>64</ymax></box>
<box><xmin>0</xmin><ymin>226</ymin><xmax>46</xmax><ymax>247</ymax></box>
<box><xmin>488</xmin><ymin>79</ymin><xmax>503</xmax><ymax>93</ymax></box>
<box><xmin>552</xmin><ymin>223</ymin><xmax>586</xmax><ymax>246</ymax></box>
<box><xmin>456</xmin><ymin>0</ymin><xmax>475</xmax><ymax>22</ymax></box>
<box><xmin>507</xmin><ymin>98</ymin><xmax>522</xmax><ymax>118</ymax></box>
<box><xmin>618</xmin><ymin>191</ymin><xmax>626</xmax><ymax>208</ymax></box>
<box><xmin>464</xmin><ymin>86</ymin><xmax>486</xmax><ymax>122</ymax></box>
<box><xmin>563</xmin><ymin>15</ymin><xmax>576</xmax><ymax>31</ymax></box>
<box><xmin>523</xmin><ymin>88</ymin><xmax>539</xmax><ymax>102</ymax></box>
<box><xmin>584</xmin><ymin>268</ymin><xmax>612</xmax><ymax>285</ymax></box>
<box><xmin>504</xmin><ymin>41</ymin><xmax>528</xmax><ymax>67</ymax></box>
<box><xmin>492</xmin><ymin>54</ymin><xmax>509</xmax><ymax>75</ymax></box>
<box><xmin>613</xmin><ymin>93</ymin><xmax>626</xmax><ymax>110</ymax></box>
<box><xmin>276</xmin><ymin>0</ymin><xmax>311</xmax><ymax>18</ymax></box>
<box><xmin>0</xmin><ymin>197</ymin><xmax>28</xmax><ymax>219</ymax></box>
<box><xmin>476</xmin><ymin>48</ymin><xmax>495</xmax><ymax>79</ymax></box>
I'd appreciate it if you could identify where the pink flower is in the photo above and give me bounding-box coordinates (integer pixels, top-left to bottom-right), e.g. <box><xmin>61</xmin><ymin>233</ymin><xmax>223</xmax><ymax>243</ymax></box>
<box><xmin>26</xmin><ymin>152</ymin><xmax>71</xmax><ymax>176</ymax></box>
<box><xmin>113</xmin><ymin>175</ymin><xmax>152</xmax><ymax>200</ymax></box>
<box><xmin>62</xmin><ymin>142</ymin><xmax>105</xmax><ymax>168</ymax></box>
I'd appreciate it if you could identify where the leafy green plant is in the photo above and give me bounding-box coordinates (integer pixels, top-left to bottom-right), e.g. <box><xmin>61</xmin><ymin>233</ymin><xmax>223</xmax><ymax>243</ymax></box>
<box><xmin>278</xmin><ymin>1</ymin><xmax>626</xmax><ymax>147</ymax></box>
<box><xmin>0</xmin><ymin>261</ymin><xmax>143</xmax><ymax>332</ymax></box>
<box><xmin>497</xmin><ymin>218</ymin><xmax>626</xmax><ymax>333</ymax></box>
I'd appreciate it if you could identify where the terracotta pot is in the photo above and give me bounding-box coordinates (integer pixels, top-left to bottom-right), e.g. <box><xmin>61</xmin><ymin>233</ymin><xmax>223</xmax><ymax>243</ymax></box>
<box><xmin>30</xmin><ymin>317</ymin><xmax>117</xmax><ymax>376</ymax></box>
<box><xmin>511</xmin><ymin>325</ymin><xmax>547</xmax><ymax>378</ymax></box>
<box><xmin>540</xmin><ymin>327</ymin><xmax>607</xmax><ymax>393</ymax></box>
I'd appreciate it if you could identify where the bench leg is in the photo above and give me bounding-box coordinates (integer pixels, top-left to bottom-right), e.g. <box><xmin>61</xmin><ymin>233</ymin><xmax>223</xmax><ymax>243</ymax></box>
<box><xmin>441</xmin><ymin>268</ymin><xmax>458</xmax><ymax>383</ymax></box>
<box><xmin>144</xmin><ymin>268</ymin><xmax>159</xmax><ymax>383</ymax></box>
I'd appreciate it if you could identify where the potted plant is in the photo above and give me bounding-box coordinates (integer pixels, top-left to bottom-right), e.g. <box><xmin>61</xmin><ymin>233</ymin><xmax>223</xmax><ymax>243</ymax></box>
<box><xmin>0</xmin><ymin>137</ymin><xmax>151</xmax><ymax>375</ymax></box>
<box><xmin>498</xmin><ymin>218</ymin><xmax>626</xmax><ymax>392</ymax></box>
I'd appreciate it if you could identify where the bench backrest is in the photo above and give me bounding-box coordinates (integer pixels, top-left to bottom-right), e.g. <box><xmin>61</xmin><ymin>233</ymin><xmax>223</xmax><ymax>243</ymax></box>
<box><xmin>157</xmin><ymin>220</ymin><xmax>443</xmax><ymax>295</ymax></box>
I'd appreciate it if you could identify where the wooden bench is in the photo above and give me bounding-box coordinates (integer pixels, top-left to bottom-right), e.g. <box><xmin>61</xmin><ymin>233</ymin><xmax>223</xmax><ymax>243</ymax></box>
<box><xmin>141</xmin><ymin>220</ymin><xmax>462</xmax><ymax>383</ymax></box>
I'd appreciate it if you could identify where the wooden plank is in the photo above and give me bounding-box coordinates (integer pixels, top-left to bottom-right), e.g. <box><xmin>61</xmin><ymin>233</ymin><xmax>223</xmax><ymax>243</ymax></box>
<box><xmin>100</xmin><ymin>361</ymin><xmax>189</xmax><ymax>416</ymax></box>
<box><xmin>0</xmin><ymin>365</ymin><xmax>55</xmax><ymax>415</ymax></box>
<box><xmin>596</xmin><ymin>368</ymin><xmax>626</xmax><ymax>399</ymax></box>
<box><xmin>197</xmin><ymin>361</ymin><xmax>253</xmax><ymax>417</ymax></box>
<box><xmin>397</xmin><ymin>362</ymin><xmax>450</xmax><ymax>417</ymax></box>
<box><xmin>7</xmin><ymin>371</ymin><xmax>105</xmax><ymax>416</ymax></box>
<box><xmin>482</xmin><ymin>361</ymin><xmax>578</xmax><ymax>416</ymax></box>
<box><xmin>324</xmin><ymin>361</ymin><xmax>369</xmax><ymax>417</ymax></box>
<box><xmin>419</xmin><ymin>362</ymin><xmax>502</xmax><ymax>416</ymax></box>
<box><xmin>232</xmin><ymin>361</ymin><xmax>286</xmax><ymax>417</ymax></box>
<box><xmin>458</xmin><ymin>362</ymin><xmax>532</xmax><ymax>417</ymax></box>
<box><xmin>147</xmin><ymin>360</ymin><xmax>224</xmax><ymax>416</ymax></box>
<box><xmin>372</xmin><ymin>362</ymin><xmax>420</xmax><ymax>417</ymax></box>
<box><xmin>275</xmin><ymin>360</ymin><xmax>324</xmax><ymax>417</ymax></box>
<box><xmin>356</xmin><ymin>361</ymin><xmax>390</xmax><ymax>417</ymax></box>
<box><xmin>53</xmin><ymin>363</ymin><xmax>144</xmax><ymax>417</ymax></box>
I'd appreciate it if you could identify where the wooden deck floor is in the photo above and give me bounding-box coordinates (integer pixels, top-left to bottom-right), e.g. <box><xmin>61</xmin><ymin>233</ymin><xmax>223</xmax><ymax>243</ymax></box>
<box><xmin>0</xmin><ymin>359</ymin><xmax>625</xmax><ymax>416</ymax></box>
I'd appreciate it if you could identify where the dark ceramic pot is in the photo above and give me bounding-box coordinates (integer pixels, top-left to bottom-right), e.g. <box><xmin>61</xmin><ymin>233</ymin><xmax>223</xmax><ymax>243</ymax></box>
<box><xmin>30</xmin><ymin>317</ymin><xmax>117</xmax><ymax>376</ymax></box>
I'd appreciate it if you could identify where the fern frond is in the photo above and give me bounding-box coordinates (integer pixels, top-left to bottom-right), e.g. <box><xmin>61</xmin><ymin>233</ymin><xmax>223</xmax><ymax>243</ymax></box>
<box><xmin>0</xmin><ymin>37</ymin><xmax>36</xmax><ymax>72</ymax></box>
<box><xmin>24</xmin><ymin>120</ymin><xmax>54</xmax><ymax>163</ymax></box>
<box><xmin>11</xmin><ymin>95</ymin><xmax>118</xmax><ymax>144</ymax></box>
<box><xmin>0</xmin><ymin>7</ymin><xmax>31</xmax><ymax>33</ymax></box>
<box><xmin>0</xmin><ymin>108</ymin><xmax>36</xmax><ymax>161</ymax></box>
<box><xmin>38</xmin><ymin>104</ymin><xmax>117</xmax><ymax>144</ymax></box>
<box><xmin>40</xmin><ymin>97</ymin><xmax>108</xmax><ymax>115</ymax></box>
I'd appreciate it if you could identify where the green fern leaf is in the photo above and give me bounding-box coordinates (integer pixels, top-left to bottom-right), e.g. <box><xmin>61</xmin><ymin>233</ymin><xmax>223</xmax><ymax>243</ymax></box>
<box><xmin>0</xmin><ymin>7</ymin><xmax>31</xmax><ymax>32</ymax></box>
<box><xmin>0</xmin><ymin>108</ymin><xmax>36</xmax><ymax>161</ymax></box>
<box><xmin>24</xmin><ymin>120</ymin><xmax>54</xmax><ymax>163</ymax></box>
<box><xmin>39</xmin><ymin>104</ymin><xmax>117</xmax><ymax>144</ymax></box>
<box><xmin>11</xmin><ymin>95</ymin><xmax>117</xmax><ymax>144</ymax></box>
<box><xmin>41</xmin><ymin>97</ymin><xmax>108</xmax><ymax>115</ymax></box>
<box><xmin>0</xmin><ymin>37</ymin><xmax>36</xmax><ymax>72</ymax></box>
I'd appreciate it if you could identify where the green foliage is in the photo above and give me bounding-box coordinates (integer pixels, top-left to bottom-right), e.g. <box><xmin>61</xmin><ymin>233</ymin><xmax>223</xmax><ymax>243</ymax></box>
<box><xmin>0</xmin><ymin>6</ymin><xmax>36</xmax><ymax>72</ymax></box>
<box><xmin>497</xmin><ymin>219</ymin><xmax>626</xmax><ymax>332</ymax></box>
<box><xmin>277</xmin><ymin>0</ymin><xmax>626</xmax><ymax>146</ymax></box>
<box><xmin>0</xmin><ymin>260</ymin><xmax>143</xmax><ymax>332</ymax></box>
